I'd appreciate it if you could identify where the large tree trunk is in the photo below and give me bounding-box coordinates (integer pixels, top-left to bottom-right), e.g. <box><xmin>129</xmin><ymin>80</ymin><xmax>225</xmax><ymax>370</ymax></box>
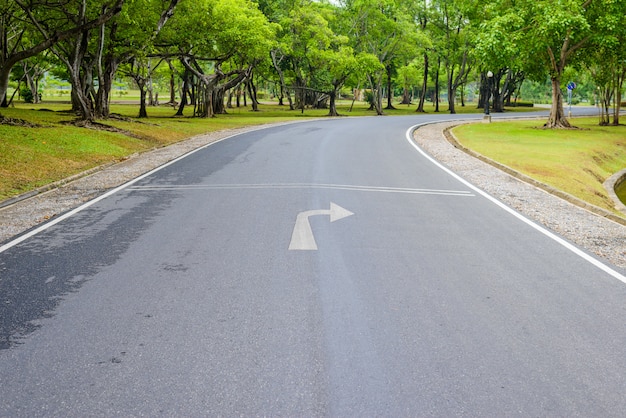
<box><xmin>367</xmin><ymin>74</ymin><xmax>384</xmax><ymax>115</ymax></box>
<box><xmin>54</xmin><ymin>26</ymin><xmax>95</xmax><ymax>121</ymax></box>
<box><xmin>385</xmin><ymin>64</ymin><xmax>396</xmax><ymax>110</ymax></box>
<box><xmin>416</xmin><ymin>53</ymin><xmax>429</xmax><ymax>112</ymax></box>
<box><xmin>69</xmin><ymin>63</ymin><xmax>94</xmax><ymax>120</ymax></box>
<box><xmin>247</xmin><ymin>77</ymin><xmax>259</xmax><ymax>111</ymax></box>
<box><xmin>213</xmin><ymin>89</ymin><xmax>226</xmax><ymax>114</ymax></box>
<box><xmin>598</xmin><ymin>84</ymin><xmax>612</xmax><ymax>126</ymax></box>
<box><xmin>433</xmin><ymin>57</ymin><xmax>440</xmax><ymax>113</ymax></box>
<box><xmin>447</xmin><ymin>68</ymin><xmax>456</xmax><ymax>114</ymax></box>
<box><xmin>0</xmin><ymin>64</ymin><xmax>13</xmax><ymax>108</ymax></box>
<box><xmin>175</xmin><ymin>70</ymin><xmax>191</xmax><ymax>116</ymax></box>
<box><xmin>327</xmin><ymin>89</ymin><xmax>339</xmax><ymax>117</ymax></box>
<box><xmin>545</xmin><ymin>77</ymin><xmax>571</xmax><ymax>128</ymax></box>
<box><xmin>492</xmin><ymin>70</ymin><xmax>505</xmax><ymax>113</ymax></box>
<box><xmin>613</xmin><ymin>67</ymin><xmax>625</xmax><ymax>125</ymax></box>
<box><xmin>24</xmin><ymin>70</ymin><xmax>40</xmax><ymax>104</ymax></box>
<box><xmin>294</xmin><ymin>77</ymin><xmax>306</xmax><ymax>111</ymax></box>
<box><xmin>400</xmin><ymin>87</ymin><xmax>411</xmax><ymax>105</ymax></box>
<box><xmin>95</xmin><ymin>57</ymin><xmax>118</xmax><ymax>118</ymax></box>
<box><xmin>271</xmin><ymin>50</ymin><xmax>294</xmax><ymax>110</ymax></box>
<box><xmin>137</xmin><ymin>79</ymin><xmax>148</xmax><ymax>118</ymax></box>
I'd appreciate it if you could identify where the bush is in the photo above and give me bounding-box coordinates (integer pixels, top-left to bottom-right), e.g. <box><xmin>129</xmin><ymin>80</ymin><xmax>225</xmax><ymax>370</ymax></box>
<box><xmin>509</xmin><ymin>101</ymin><xmax>534</xmax><ymax>107</ymax></box>
<box><xmin>20</xmin><ymin>87</ymin><xmax>34</xmax><ymax>103</ymax></box>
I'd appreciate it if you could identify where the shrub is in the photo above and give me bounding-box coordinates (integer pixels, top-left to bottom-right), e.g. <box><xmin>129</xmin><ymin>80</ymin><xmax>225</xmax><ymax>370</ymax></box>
<box><xmin>20</xmin><ymin>87</ymin><xmax>34</xmax><ymax>103</ymax></box>
<box><xmin>509</xmin><ymin>101</ymin><xmax>534</xmax><ymax>107</ymax></box>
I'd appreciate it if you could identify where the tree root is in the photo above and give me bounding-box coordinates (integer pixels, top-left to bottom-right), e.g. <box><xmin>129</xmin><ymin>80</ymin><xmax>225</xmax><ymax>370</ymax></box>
<box><xmin>0</xmin><ymin>115</ymin><xmax>41</xmax><ymax>127</ymax></box>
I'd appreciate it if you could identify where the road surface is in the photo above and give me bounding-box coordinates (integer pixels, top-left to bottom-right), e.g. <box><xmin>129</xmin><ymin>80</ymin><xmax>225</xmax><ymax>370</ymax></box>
<box><xmin>1</xmin><ymin>111</ymin><xmax>626</xmax><ymax>416</ymax></box>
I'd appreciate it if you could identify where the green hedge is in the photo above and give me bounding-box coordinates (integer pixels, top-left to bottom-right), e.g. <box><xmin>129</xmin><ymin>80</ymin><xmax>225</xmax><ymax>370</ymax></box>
<box><xmin>508</xmin><ymin>101</ymin><xmax>534</xmax><ymax>107</ymax></box>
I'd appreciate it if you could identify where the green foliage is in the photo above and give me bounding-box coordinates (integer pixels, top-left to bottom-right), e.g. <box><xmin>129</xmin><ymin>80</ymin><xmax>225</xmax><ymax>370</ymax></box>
<box><xmin>20</xmin><ymin>88</ymin><xmax>34</xmax><ymax>103</ymax></box>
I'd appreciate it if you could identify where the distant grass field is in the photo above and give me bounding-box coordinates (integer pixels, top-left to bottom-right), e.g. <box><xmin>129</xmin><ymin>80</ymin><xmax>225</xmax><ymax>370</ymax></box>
<box><xmin>452</xmin><ymin>118</ymin><xmax>626</xmax><ymax>217</ymax></box>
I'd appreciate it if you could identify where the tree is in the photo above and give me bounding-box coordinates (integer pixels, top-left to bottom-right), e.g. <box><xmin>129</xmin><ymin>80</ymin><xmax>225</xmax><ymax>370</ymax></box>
<box><xmin>164</xmin><ymin>0</ymin><xmax>276</xmax><ymax>117</ymax></box>
<box><xmin>348</xmin><ymin>0</ymin><xmax>419</xmax><ymax>115</ymax></box>
<box><xmin>9</xmin><ymin>53</ymin><xmax>49</xmax><ymax>104</ymax></box>
<box><xmin>275</xmin><ymin>0</ymin><xmax>338</xmax><ymax>111</ymax></box>
<box><xmin>93</xmin><ymin>0</ymin><xmax>180</xmax><ymax>119</ymax></box>
<box><xmin>586</xmin><ymin>0</ymin><xmax>626</xmax><ymax>125</ymax></box>
<box><xmin>396</xmin><ymin>61</ymin><xmax>421</xmax><ymax>105</ymax></box>
<box><xmin>475</xmin><ymin>4</ymin><xmax>525</xmax><ymax>112</ymax></box>
<box><xmin>0</xmin><ymin>0</ymin><xmax>124</xmax><ymax>111</ymax></box>
<box><xmin>480</xmin><ymin>0</ymin><xmax>597</xmax><ymax>128</ymax></box>
<box><xmin>429</xmin><ymin>0</ymin><xmax>477</xmax><ymax>114</ymax></box>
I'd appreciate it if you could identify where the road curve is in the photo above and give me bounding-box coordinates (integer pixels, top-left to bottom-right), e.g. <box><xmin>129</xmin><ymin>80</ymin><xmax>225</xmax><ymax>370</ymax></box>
<box><xmin>1</xmin><ymin>112</ymin><xmax>625</xmax><ymax>416</ymax></box>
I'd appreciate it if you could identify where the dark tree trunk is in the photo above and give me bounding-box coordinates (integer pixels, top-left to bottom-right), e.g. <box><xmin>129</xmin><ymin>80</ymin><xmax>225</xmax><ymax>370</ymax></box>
<box><xmin>247</xmin><ymin>77</ymin><xmax>259</xmax><ymax>111</ymax></box>
<box><xmin>175</xmin><ymin>70</ymin><xmax>191</xmax><ymax>116</ymax></box>
<box><xmin>95</xmin><ymin>56</ymin><xmax>118</xmax><ymax>118</ymax></box>
<box><xmin>271</xmin><ymin>49</ymin><xmax>293</xmax><ymax>110</ymax></box>
<box><xmin>213</xmin><ymin>89</ymin><xmax>226</xmax><ymax>114</ymax></box>
<box><xmin>327</xmin><ymin>89</ymin><xmax>339</xmax><ymax>116</ymax></box>
<box><xmin>447</xmin><ymin>67</ymin><xmax>456</xmax><ymax>114</ymax></box>
<box><xmin>433</xmin><ymin>57</ymin><xmax>440</xmax><ymax>113</ymax></box>
<box><xmin>613</xmin><ymin>67</ymin><xmax>625</xmax><ymax>125</ymax></box>
<box><xmin>545</xmin><ymin>76</ymin><xmax>571</xmax><ymax>128</ymax></box>
<box><xmin>400</xmin><ymin>87</ymin><xmax>411</xmax><ymax>105</ymax></box>
<box><xmin>227</xmin><ymin>91</ymin><xmax>233</xmax><ymax>108</ymax></box>
<box><xmin>0</xmin><ymin>67</ymin><xmax>11</xmax><ymax>108</ymax></box>
<box><xmin>385</xmin><ymin>64</ymin><xmax>396</xmax><ymax>110</ymax></box>
<box><xmin>138</xmin><ymin>80</ymin><xmax>148</xmax><ymax>118</ymax></box>
<box><xmin>491</xmin><ymin>70</ymin><xmax>505</xmax><ymax>113</ymax></box>
<box><xmin>416</xmin><ymin>54</ymin><xmax>429</xmax><ymax>113</ymax></box>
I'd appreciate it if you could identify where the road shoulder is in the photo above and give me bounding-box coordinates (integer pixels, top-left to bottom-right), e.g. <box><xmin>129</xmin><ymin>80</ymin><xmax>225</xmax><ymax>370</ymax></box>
<box><xmin>413</xmin><ymin>121</ymin><xmax>626</xmax><ymax>271</ymax></box>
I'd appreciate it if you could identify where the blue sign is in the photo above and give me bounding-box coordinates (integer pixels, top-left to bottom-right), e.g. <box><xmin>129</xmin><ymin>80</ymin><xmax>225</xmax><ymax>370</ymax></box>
<box><xmin>567</xmin><ymin>82</ymin><xmax>576</xmax><ymax>91</ymax></box>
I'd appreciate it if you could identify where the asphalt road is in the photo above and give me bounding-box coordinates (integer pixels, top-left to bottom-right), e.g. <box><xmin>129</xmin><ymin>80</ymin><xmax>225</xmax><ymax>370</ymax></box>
<box><xmin>1</xmin><ymin>111</ymin><xmax>626</xmax><ymax>416</ymax></box>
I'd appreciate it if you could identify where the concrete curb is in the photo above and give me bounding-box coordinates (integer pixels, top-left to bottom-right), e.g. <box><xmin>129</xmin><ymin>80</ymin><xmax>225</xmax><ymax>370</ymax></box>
<box><xmin>604</xmin><ymin>169</ymin><xmax>626</xmax><ymax>216</ymax></box>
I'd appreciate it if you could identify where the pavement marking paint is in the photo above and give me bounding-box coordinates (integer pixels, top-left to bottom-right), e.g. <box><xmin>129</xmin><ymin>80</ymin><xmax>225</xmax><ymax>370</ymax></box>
<box><xmin>128</xmin><ymin>183</ymin><xmax>475</xmax><ymax>197</ymax></box>
<box><xmin>289</xmin><ymin>202</ymin><xmax>354</xmax><ymax>250</ymax></box>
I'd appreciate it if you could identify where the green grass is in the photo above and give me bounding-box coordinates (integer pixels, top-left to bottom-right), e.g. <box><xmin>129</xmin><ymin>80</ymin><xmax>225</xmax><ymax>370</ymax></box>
<box><xmin>452</xmin><ymin>118</ymin><xmax>626</xmax><ymax>216</ymax></box>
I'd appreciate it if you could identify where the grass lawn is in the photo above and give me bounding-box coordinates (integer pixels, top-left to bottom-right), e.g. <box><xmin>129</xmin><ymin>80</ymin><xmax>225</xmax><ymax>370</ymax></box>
<box><xmin>452</xmin><ymin>118</ymin><xmax>626</xmax><ymax>217</ymax></box>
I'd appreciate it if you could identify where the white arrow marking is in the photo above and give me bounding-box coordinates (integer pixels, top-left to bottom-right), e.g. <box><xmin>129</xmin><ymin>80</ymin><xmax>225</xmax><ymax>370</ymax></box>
<box><xmin>289</xmin><ymin>202</ymin><xmax>354</xmax><ymax>250</ymax></box>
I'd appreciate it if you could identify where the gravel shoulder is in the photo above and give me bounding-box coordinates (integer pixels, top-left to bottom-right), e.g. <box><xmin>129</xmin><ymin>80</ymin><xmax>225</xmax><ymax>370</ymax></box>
<box><xmin>1</xmin><ymin>120</ymin><xmax>625</xmax><ymax>272</ymax></box>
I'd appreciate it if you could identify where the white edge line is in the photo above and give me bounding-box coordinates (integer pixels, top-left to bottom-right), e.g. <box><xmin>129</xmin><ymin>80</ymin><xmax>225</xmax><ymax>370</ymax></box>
<box><xmin>405</xmin><ymin>123</ymin><xmax>626</xmax><ymax>285</ymax></box>
<box><xmin>0</xmin><ymin>128</ymin><xmax>267</xmax><ymax>254</ymax></box>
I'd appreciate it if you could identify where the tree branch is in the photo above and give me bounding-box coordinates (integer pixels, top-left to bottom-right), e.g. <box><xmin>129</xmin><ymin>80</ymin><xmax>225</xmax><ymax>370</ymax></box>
<box><xmin>7</xmin><ymin>0</ymin><xmax>125</xmax><ymax>69</ymax></box>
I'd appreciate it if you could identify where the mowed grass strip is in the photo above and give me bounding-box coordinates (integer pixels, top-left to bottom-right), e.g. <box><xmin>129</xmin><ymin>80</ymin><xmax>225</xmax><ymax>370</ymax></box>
<box><xmin>452</xmin><ymin>118</ymin><xmax>626</xmax><ymax>217</ymax></box>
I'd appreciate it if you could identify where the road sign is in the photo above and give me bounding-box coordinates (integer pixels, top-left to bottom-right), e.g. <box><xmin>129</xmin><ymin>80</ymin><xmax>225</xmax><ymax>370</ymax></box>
<box><xmin>567</xmin><ymin>82</ymin><xmax>576</xmax><ymax>91</ymax></box>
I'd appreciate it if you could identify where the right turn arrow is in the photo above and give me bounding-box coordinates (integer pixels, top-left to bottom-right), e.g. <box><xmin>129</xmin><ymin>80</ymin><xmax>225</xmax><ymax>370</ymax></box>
<box><xmin>288</xmin><ymin>202</ymin><xmax>354</xmax><ymax>251</ymax></box>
